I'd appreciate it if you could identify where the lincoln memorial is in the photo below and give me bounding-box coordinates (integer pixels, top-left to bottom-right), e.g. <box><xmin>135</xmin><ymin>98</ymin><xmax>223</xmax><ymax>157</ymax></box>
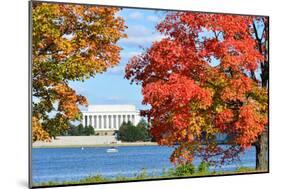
<box><xmin>81</xmin><ymin>104</ymin><xmax>141</xmax><ymax>135</ymax></box>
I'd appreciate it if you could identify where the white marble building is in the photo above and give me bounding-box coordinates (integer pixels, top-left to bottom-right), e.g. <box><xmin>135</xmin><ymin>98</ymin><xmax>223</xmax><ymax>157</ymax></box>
<box><xmin>81</xmin><ymin>105</ymin><xmax>141</xmax><ymax>133</ymax></box>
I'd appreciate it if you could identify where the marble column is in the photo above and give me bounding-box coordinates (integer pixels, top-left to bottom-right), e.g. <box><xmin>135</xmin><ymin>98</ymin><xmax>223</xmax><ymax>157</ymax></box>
<box><xmin>107</xmin><ymin>115</ymin><xmax>112</xmax><ymax>129</ymax></box>
<box><xmin>110</xmin><ymin>115</ymin><xmax>114</xmax><ymax>129</ymax></box>
<box><xmin>118</xmin><ymin>115</ymin><xmax>121</xmax><ymax>128</ymax></box>
<box><xmin>120</xmin><ymin>114</ymin><xmax>123</xmax><ymax>126</ymax></box>
<box><xmin>93</xmin><ymin>115</ymin><xmax>97</xmax><ymax>129</ymax></box>
<box><xmin>132</xmin><ymin>114</ymin><xmax>135</xmax><ymax>125</ymax></box>
<box><xmin>104</xmin><ymin>115</ymin><xmax>106</xmax><ymax>129</ymax></box>
<box><xmin>84</xmin><ymin>115</ymin><xmax>88</xmax><ymax>127</ymax></box>
<box><xmin>127</xmin><ymin>114</ymin><xmax>130</xmax><ymax>123</ymax></box>
<box><xmin>98</xmin><ymin>115</ymin><xmax>101</xmax><ymax>129</ymax></box>
<box><xmin>89</xmin><ymin>115</ymin><xmax>92</xmax><ymax>126</ymax></box>
<box><xmin>101</xmin><ymin>115</ymin><xmax>104</xmax><ymax>129</ymax></box>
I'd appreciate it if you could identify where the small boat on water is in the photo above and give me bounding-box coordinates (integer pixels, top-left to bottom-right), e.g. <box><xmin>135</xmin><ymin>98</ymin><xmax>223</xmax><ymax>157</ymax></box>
<box><xmin>106</xmin><ymin>147</ymin><xmax>118</xmax><ymax>153</ymax></box>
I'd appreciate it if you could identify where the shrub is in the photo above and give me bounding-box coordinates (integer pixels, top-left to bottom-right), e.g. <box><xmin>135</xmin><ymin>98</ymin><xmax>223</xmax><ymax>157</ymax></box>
<box><xmin>174</xmin><ymin>163</ymin><xmax>195</xmax><ymax>176</ymax></box>
<box><xmin>197</xmin><ymin>161</ymin><xmax>210</xmax><ymax>174</ymax></box>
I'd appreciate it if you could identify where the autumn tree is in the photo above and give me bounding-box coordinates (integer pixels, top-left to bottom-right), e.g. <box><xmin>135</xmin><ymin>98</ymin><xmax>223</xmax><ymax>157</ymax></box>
<box><xmin>125</xmin><ymin>12</ymin><xmax>268</xmax><ymax>170</ymax></box>
<box><xmin>32</xmin><ymin>2</ymin><xmax>126</xmax><ymax>141</ymax></box>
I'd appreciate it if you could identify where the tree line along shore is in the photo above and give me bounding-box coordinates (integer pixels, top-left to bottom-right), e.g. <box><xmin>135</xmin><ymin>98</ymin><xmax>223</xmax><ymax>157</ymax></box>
<box><xmin>33</xmin><ymin>119</ymin><xmax>155</xmax><ymax>148</ymax></box>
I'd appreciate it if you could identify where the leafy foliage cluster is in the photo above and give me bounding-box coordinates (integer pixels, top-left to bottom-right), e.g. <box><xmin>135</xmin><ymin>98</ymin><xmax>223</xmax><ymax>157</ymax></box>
<box><xmin>32</xmin><ymin>2</ymin><xmax>126</xmax><ymax>141</ymax></box>
<box><xmin>117</xmin><ymin>119</ymin><xmax>151</xmax><ymax>142</ymax></box>
<box><xmin>64</xmin><ymin>124</ymin><xmax>95</xmax><ymax>136</ymax></box>
<box><xmin>125</xmin><ymin>12</ymin><xmax>268</xmax><ymax>168</ymax></box>
<box><xmin>172</xmin><ymin>161</ymin><xmax>210</xmax><ymax>176</ymax></box>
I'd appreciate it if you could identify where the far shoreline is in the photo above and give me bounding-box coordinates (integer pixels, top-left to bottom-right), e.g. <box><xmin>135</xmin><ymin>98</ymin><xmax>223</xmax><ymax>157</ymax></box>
<box><xmin>32</xmin><ymin>135</ymin><xmax>159</xmax><ymax>148</ymax></box>
<box><xmin>32</xmin><ymin>142</ymin><xmax>159</xmax><ymax>148</ymax></box>
<box><xmin>32</xmin><ymin>135</ymin><xmax>230</xmax><ymax>149</ymax></box>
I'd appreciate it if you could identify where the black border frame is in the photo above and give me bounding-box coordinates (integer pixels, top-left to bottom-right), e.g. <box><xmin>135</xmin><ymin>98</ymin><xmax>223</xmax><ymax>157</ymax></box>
<box><xmin>28</xmin><ymin>1</ymin><xmax>270</xmax><ymax>188</ymax></box>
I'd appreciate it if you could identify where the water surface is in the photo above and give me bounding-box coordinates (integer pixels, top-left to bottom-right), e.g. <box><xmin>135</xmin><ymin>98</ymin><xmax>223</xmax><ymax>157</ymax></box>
<box><xmin>32</xmin><ymin>145</ymin><xmax>255</xmax><ymax>184</ymax></box>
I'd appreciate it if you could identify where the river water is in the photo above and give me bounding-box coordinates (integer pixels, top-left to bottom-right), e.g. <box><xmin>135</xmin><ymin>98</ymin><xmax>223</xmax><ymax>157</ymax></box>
<box><xmin>32</xmin><ymin>145</ymin><xmax>255</xmax><ymax>184</ymax></box>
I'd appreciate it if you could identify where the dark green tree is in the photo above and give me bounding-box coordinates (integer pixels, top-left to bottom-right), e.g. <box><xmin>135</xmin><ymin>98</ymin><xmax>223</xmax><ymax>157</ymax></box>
<box><xmin>136</xmin><ymin>119</ymin><xmax>151</xmax><ymax>141</ymax></box>
<box><xmin>118</xmin><ymin>122</ymin><xmax>137</xmax><ymax>142</ymax></box>
<box><xmin>84</xmin><ymin>125</ymin><xmax>95</xmax><ymax>136</ymax></box>
<box><xmin>118</xmin><ymin>121</ymin><xmax>150</xmax><ymax>142</ymax></box>
<box><xmin>68</xmin><ymin>124</ymin><xmax>79</xmax><ymax>136</ymax></box>
<box><xmin>77</xmin><ymin>124</ymin><xmax>84</xmax><ymax>136</ymax></box>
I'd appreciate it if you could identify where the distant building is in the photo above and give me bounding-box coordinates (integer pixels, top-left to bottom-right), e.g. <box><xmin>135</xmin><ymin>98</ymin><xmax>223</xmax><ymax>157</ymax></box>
<box><xmin>81</xmin><ymin>104</ymin><xmax>141</xmax><ymax>135</ymax></box>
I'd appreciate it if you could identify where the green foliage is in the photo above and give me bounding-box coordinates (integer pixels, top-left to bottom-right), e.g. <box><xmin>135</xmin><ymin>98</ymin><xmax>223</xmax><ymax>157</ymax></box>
<box><xmin>76</xmin><ymin>124</ymin><xmax>83</xmax><ymax>136</ymax></box>
<box><xmin>134</xmin><ymin>168</ymin><xmax>148</xmax><ymax>179</ymax></box>
<box><xmin>136</xmin><ymin>119</ymin><xmax>151</xmax><ymax>141</ymax></box>
<box><xmin>34</xmin><ymin>165</ymin><xmax>256</xmax><ymax>187</ymax></box>
<box><xmin>162</xmin><ymin>161</ymin><xmax>210</xmax><ymax>177</ymax></box>
<box><xmin>117</xmin><ymin>121</ymin><xmax>149</xmax><ymax>142</ymax></box>
<box><xmin>67</xmin><ymin>124</ymin><xmax>95</xmax><ymax>136</ymax></box>
<box><xmin>84</xmin><ymin>125</ymin><xmax>95</xmax><ymax>136</ymax></box>
<box><xmin>174</xmin><ymin>163</ymin><xmax>195</xmax><ymax>176</ymax></box>
<box><xmin>235</xmin><ymin>167</ymin><xmax>256</xmax><ymax>173</ymax></box>
<box><xmin>79</xmin><ymin>175</ymin><xmax>107</xmax><ymax>183</ymax></box>
<box><xmin>197</xmin><ymin>161</ymin><xmax>210</xmax><ymax>174</ymax></box>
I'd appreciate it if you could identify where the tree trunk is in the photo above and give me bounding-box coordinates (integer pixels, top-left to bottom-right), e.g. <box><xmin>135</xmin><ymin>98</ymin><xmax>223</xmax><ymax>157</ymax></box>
<box><xmin>255</xmin><ymin>128</ymin><xmax>268</xmax><ymax>171</ymax></box>
<box><xmin>252</xmin><ymin>17</ymin><xmax>269</xmax><ymax>172</ymax></box>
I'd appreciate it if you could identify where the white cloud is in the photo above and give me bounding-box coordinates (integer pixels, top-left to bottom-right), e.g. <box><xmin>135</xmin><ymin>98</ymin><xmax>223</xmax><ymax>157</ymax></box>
<box><xmin>128</xmin><ymin>12</ymin><xmax>143</xmax><ymax>20</ymax></box>
<box><xmin>107</xmin><ymin>65</ymin><xmax>125</xmax><ymax>75</ymax></box>
<box><xmin>128</xmin><ymin>25</ymin><xmax>151</xmax><ymax>37</ymax></box>
<box><xmin>121</xmin><ymin>51</ymin><xmax>142</xmax><ymax>60</ymax></box>
<box><xmin>119</xmin><ymin>25</ymin><xmax>165</xmax><ymax>46</ymax></box>
<box><xmin>120</xmin><ymin>34</ymin><xmax>165</xmax><ymax>46</ymax></box>
<box><xmin>146</xmin><ymin>15</ymin><xmax>160</xmax><ymax>22</ymax></box>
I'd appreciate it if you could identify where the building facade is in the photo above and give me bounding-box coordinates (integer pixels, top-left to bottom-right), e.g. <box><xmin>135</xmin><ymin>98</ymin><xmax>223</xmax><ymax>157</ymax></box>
<box><xmin>81</xmin><ymin>105</ymin><xmax>141</xmax><ymax>135</ymax></box>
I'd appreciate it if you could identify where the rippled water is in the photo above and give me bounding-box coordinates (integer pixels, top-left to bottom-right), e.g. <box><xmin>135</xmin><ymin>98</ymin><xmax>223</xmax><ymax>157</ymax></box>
<box><xmin>32</xmin><ymin>145</ymin><xmax>255</xmax><ymax>184</ymax></box>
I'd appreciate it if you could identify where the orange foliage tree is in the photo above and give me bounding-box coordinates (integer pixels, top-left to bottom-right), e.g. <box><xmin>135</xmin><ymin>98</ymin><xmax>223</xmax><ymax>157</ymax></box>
<box><xmin>125</xmin><ymin>12</ymin><xmax>268</xmax><ymax>170</ymax></box>
<box><xmin>32</xmin><ymin>2</ymin><xmax>127</xmax><ymax>141</ymax></box>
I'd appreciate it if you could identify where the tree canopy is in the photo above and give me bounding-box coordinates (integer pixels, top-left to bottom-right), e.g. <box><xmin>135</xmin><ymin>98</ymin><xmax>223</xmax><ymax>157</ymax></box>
<box><xmin>117</xmin><ymin>121</ymin><xmax>150</xmax><ymax>142</ymax></box>
<box><xmin>125</xmin><ymin>12</ymin><xmax>268</xmax><ymax>169</ymax></box>
<box><xmin>64</xmin><ymin>124</ymin><xmax>95</xmax><ymax>136</ymax></box>
<box><xmin>32</xmin><ymin>2</ymin><xmax>127</xmax><ymax>142</ymax></box>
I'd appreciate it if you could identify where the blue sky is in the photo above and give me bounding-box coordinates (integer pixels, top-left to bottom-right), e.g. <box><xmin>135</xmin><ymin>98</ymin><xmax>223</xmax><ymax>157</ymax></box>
<box><xmin>69</xmin><ymin>8</ymin><xmax>166</xmax><ymax>111</ymax></box>
<box><xmin>68</xmin><ymin>9</ymin><xmax>265</xmax><ymax>112</ymax></box>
